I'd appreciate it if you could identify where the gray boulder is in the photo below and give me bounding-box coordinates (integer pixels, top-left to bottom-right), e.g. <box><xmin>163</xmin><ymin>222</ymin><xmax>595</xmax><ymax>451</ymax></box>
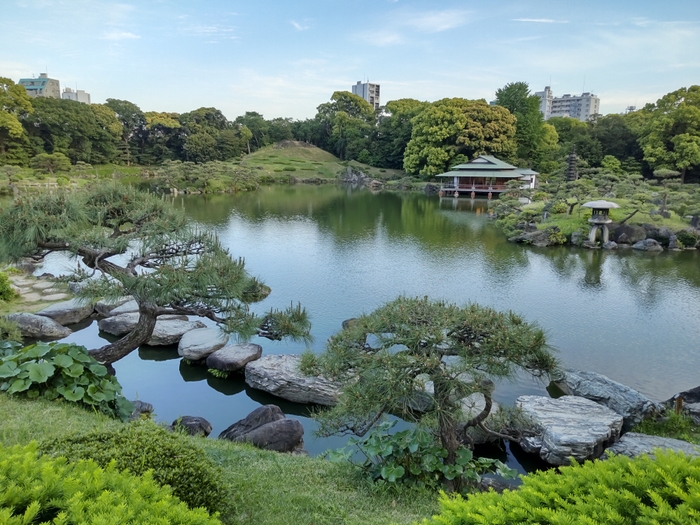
<box><xmin>613</xmin><ymin>224</ymin><xmax>646</xmax><ymax>244</ymax></box>
<box><xmin>206</xmin><ymin>343</ymin><xmax>262</xmax><ymax>372</ymax></box>
<box><xmin>6</xmin><ymin>312</ymin><xmax>72</xmax><ymax>339</ymax></box>
<box><xmin>668</xmin><ymin>234</ymin><xmax>681</xmax><ymax>250</ymax></box>
<box><xmin>508</xmin><ymin>226</ymin><xmax>561</xmax><ymax>247</ymax></box>
<box><xmin>98</xmin><ymin>313</ymin><xmax>205</xmax><ymax>346</ymax></box>
<box><xmin>570</xmin><ymin>231</ymin><xmax>583</xmax><ymax>246</ymax></box>
<box><xmin>107</xmin><ymin>299</ymin><xmax>139</xmax><ymax>316</ymax></box>
<box><xmin>602</xmin><ymin>241</ymin><xmax>618</xmax><ymax>250</ymax></box>
<box><xmin>219</xmin><ymin>404</ymin><xmax>304</xmax><ymax>452</ymax></box>
<box><xmin>552</xmin><ymin>369</ymin><xmax>662</xmax><ymax>431</ymax></box>
<box><xmin>245</xmin><ymin>354</ymin><xmax>341</xmax><ymax>405</ymax></box>
<box><xmin>36</xmin><ymin>298</ymin><xmax>94</xmax><ymax>325</ymax></box>
<box><xmin>129</xmin><ymin>400</ymin><xmax>154</xmax><ymax>420</ymax></box>
<box><xmin>171</xmin><ymin>416</ymin><xmax>213</xmax><ymax>437</ymax></box>
<box><xmin>94</xmin><ymin>297</ymin><xmax>134</xmax><ymax>317</ymax></box>
<box><xmin>604</xmin><ymin>432</ymin><xmax>700</xmax><ymax>459</ymax></box>
<box><xmin>632</xmin><ymin>238</ymin><xmax>663</xmax><ymax>252</ymax></box>
<box><xmin>177</xmin><ymin>327</ymin><xmax>228</xmax><ymax>361</ymax></box>
<box><xmin>664</xmin><ymin>385</ymin><xmax>700</xmax><ymax>424</ymax></box>
<box><xmin>516</xmin><ymin>395</ymin><xmax>623</xmax><ymax>465</ymax></box>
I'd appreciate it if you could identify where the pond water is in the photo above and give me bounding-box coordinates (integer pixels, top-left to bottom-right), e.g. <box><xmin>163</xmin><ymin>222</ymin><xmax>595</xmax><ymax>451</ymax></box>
<box><xmin>47</xmin><ymin>185</ymin><xmax>700</xmax><ymax>471</ymax></box>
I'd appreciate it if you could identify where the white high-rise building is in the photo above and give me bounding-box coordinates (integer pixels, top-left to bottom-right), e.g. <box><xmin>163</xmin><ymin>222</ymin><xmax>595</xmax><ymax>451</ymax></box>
<box><xmin>18</xmin><ymin>73</ymin><xmax>61</xmax><ymax>99</ymax></box>
<box><xmin>62</xmin><ymin>87</ymin><xmax>91</xmax><ymax>104</ymax></box>
<box><xmin>351</xmin><ymin>81</ymin><xmax>380</xmax><ymax>110</ymax></box>
<box><xmin>535</xmin><ymin>86</ymin><xmax>600</xmax><ymax>122</ymax></box>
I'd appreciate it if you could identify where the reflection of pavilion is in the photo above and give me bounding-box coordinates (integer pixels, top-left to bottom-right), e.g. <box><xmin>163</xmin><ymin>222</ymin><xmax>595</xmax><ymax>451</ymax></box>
<box><xmin>437</xmin><ymin>155</ymin><xmax>537</xmax><ymax>198</ymax></box>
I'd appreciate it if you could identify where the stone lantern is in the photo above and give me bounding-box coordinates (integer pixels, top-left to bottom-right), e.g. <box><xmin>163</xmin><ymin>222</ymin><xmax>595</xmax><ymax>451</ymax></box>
<box><xmin>582</xmin><ymin>200</ymin><xmax>620</xmax><ymax>244</ymax></box>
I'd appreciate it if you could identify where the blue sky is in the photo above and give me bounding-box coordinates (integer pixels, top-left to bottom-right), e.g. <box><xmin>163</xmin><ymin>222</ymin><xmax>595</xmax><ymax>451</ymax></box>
<box><xmin>1</xmin><ymin>0</ymin><xmax>698</xmax><ymax>120</ymax></box>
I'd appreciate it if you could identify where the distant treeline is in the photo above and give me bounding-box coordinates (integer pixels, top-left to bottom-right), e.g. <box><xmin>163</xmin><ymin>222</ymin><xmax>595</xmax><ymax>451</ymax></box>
<box><xmin>1</xmin><ymin>76</ymin><xmax>698</xmax><ymax>181</ymax></box>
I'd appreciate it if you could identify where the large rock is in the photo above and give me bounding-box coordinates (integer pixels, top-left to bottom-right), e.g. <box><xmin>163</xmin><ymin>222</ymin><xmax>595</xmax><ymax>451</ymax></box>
<box><xmin>107</xmin><ymin>299</ymin><xmax>139</xmax><ymax>316</ymax></box>
<box><xmin>5</xmin><ymin>312</ymin><xmax>72</xmax><ymax>339</ymax></box>
<box><xmin>245</xmin><ymin>354</ymin><xmax>341</xmax><ymax>405</ymax></box>
<box><xmin>36</xmin><ymin>299</ymin><xmax>94</xmax><ymax>325</ymax></box>
<box><xmin>552</xmin><ymin>369</ymin><xmax>661</xmax><ymax>431</ymax></box>
<box><xmin>171</xmin><ymin>416</ymin><xmax>213</xmax><ymax>437</ymax></box>
<box><xmin>604</xmin><ymin>432</ymin><xmax>700</xmax><ymax>459</ymax></box>
<box><xmin>508</xmin><ymin>227</ymin><xmax>562</xmax><ymax>247</ymax></box>
<box><xmin>632</xmin><ymin>238</ymin><xmax>663</xmax><ymax>252</ymax></box>
<box><xmin>516</xmin><ymin>395</ymin><xmax>623</xmax><ymax>465</ymax></box>
<box><xmin>94</xmin><ymin>297</ymin><xmax>134</xmax><ymax>317</ymax></box>
<box><xmin>98</xmin><ymin>313</ymin><xmax>205</xmax><ymax>346</ymax></box>
<box><xmin>664</xmin><ymin>385</ymin><xmax>700</xmax><ymax>424</ymax></box>
<box><xmin>177</xmin><ymin>327</ymin><xmax>228</xmax><ymax>361</ymax></box>
<box><xmin>613</xmin><ymin>224</ymin><xmax>647</xmax><ymax>244</ymax></box>
<box><xmin>218</xmin><ymin>404</ymin><xmax>303</xmax><ymax>452</ymax></box>
<box><xmin>206</xmin><ymin>343</ymin><xmax>262</xmax><ymax>372</ymax></box>
<box><xmin>129</xmin><ymin>400</ymin><xmax>154</xmax><ymax>421</ymax></box>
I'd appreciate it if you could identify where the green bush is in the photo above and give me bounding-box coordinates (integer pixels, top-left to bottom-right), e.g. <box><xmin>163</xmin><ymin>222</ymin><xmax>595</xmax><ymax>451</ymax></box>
<box><xmin>677</xmin><ymin>230</ymin><xmax>699</xmax><ymax>248</ymax></box>
<box><xmin>0</xmin><ymin>341</ymin><xmax>133</xmax><ymax>420</ymax></box>
<box><xmin>40</xmin><ymin>419</ymin><xmax>229</xmax><ymax>514</ymax></box>
<box><xmin>550</xmin><ymin>201</ymin><xmax>568</xmax><ymax>214</ymax></box>
<box><xmin>0</xmin><ymin>271</ymin><xmax>18</xmax><ymax>302</ymax></box>
<box><xmin>0</xmin><ymin>442</ymin><xmax>221</xmax><ymax>524</ymax></box>
<box><xmin>421</xmin><ymin>450</ymin><xmax>700</xmax><ymax>524</ymax></box>
<box><xmin>328</xmin><ymin>421</ymin><xmax>515</xmax><ymax>490</ymax></box>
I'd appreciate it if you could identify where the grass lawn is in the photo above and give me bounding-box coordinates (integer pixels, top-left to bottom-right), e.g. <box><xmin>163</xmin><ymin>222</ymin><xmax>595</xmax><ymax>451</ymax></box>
<box><xmin>632</xmin><ymin>412</ymin><xmax>700</xmax><ymax>445</ymax></box>
<box><xmin>0</xmin><ymin>394</ymin><xmax>438</xmax><ymax>525</ymax></box>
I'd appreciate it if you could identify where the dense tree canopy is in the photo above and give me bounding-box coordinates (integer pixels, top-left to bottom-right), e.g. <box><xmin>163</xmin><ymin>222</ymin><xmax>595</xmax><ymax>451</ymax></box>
<box><xmin>0</xmin><ymin>77</ymin><xmax>33</xmax><ymax>165</ymax></box>
<box><xmin>403</xmin><ymin>98</ymin><xmax>517</xmax><ymax>176</ymax></box>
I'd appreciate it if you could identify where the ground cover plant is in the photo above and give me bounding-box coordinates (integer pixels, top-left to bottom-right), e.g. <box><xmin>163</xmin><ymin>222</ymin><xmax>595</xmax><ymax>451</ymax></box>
<box><xmin>0</xmin><ymin>341</ymin><xmax>133</xmax><ymax>420</ymax></box>
<box><xmin>633</xmin><ymin>412</ymin><xmax>700</xmax><ymax>445</ymax></box>
<box><xmin>421</xmin><ymin>450</ymin><xmax>700</xmax><ymax>524</ymax></box>
<box><xmin>0</xmin><ymin>442</ymin><xmax>221</xmax><ymax>524</ymax></box>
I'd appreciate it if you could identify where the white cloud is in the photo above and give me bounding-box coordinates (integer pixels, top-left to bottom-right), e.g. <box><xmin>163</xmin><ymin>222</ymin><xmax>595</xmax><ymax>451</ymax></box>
<box><xmin>291</xmin><ymin>20</ymin><xmax>310</xmax><ymax>31</ymax></box>
<box><xmin>103</xmin><ymin>31</ymin><xmax>140</xmax><ymax>40</ymax></box>
<box><xmin>511</xmin><ymin>18</ymin><xmax>568</xmax><ymax>24</ymax></box>
<box><xmin>183</xmin><ymin>25</ymin><xmax>237</xmax><ymax>40</ymax></box>
<box><xmin>398</xmin><ymin>9</ymin><xmax>471</xmax><ymax>33</ymax></box>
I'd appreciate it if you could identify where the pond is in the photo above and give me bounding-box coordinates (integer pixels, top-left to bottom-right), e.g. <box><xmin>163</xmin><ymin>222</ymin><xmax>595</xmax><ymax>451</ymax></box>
<box><xmin>47</xmin><ymin>184</ymin><xmax>700</xmax><ymax>471</ymax></box>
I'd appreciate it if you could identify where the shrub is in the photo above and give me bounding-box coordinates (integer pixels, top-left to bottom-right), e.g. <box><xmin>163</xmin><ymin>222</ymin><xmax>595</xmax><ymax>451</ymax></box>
<box><xmin>328</xmin><ymin>421</ymin><xmax>515</xmax><ymax>490</ymax></box>
<box><xmin>550</xmin><ymin>201</ymin><xmax>568</xmax><ymax>214</ymax></box>
<box><xmin>677</xmin><ymin>230</ymin><xmax>699</xmax><ymax>248</ymax></box>
<box><xmin>0</xmin><ymin>442</ymin><xmax>221</xmax><ymax>524</ymax></box>
<box><xmin>0</xmin><ymin>271</ymin><xmax>18</xmax><ymax>302</ymax></box>
<box><xmin>0</xmin><ymin>341</ymin><xmax>133</xmax><ymax>420</ymax></box>
<box><xmin>40</xmin><ymin>419</ymin><xmax>229</xmax><ymax>514</ymax></box>
<box><xmin>421</xmin><ymin>450</ymin><xmax>700</xmax><ymax>524</ymax></box>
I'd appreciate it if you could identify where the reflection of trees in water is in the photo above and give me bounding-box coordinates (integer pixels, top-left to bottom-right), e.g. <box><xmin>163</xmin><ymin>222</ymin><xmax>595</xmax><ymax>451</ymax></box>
<box><xmin>540</xmin><ymin>248</ymin><xmax>607</xmax><ymax>290</ymax></box>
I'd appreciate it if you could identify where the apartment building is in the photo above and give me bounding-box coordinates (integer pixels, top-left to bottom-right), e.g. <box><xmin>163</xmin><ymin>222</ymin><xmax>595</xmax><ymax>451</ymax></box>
<box><xmin>351</xmin><ymin>81</ymin><xmax>380</xmax><ymax>110</ymax></box>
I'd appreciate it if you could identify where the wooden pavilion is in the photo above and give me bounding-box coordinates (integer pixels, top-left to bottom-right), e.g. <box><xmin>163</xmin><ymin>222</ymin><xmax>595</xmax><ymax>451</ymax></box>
<box><xmin>436</xmin><ymin>155</ymin><xmax>537</xmax><ymax>198</ymax></box>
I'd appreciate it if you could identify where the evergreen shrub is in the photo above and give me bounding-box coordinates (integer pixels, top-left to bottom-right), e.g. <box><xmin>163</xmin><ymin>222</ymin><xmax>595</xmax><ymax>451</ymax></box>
<box><xmin>421</xmin><ymin>450</ymin><xmax>700</xmax><ymax>524</ymax></box>
<box><xmin>0</xmin><ymin>271</ymin><xmax>18</xmax><ymax>302</ymax></box>
<box><xmin>40</xmin><ymin>419</ymin><xmax>229</xmax><ymax>514</ymax></box>
<box><xmin>677</xmin><ymin>230</ymin><xmax>699</xmax><ymax>248</ymax></box>
<box><xmin>0</xmin><ymin>442</ymin><xmax>221</xmax><ymax>524</ymax></box>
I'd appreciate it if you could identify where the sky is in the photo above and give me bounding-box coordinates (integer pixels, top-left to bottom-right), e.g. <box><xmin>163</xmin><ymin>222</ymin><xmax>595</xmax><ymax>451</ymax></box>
<box><xmin>1</xmin><ymin>0</ymin><xmax>699</xmax><ymax>121</ymax></box>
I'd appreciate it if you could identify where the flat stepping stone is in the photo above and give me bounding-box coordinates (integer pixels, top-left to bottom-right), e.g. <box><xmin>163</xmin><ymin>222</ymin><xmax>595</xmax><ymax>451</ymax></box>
<box><xmin>42</xmin><ymin>293</ymin><xmax>70</xmax><ymax>301</ymax></box>
<box><xmin>245</xmin><ymin>354</ymin><xmax>341</xmax><ymax>406</ymax></box>
<box><xmin>98</xmin><ymin>313</ymin><xmax>205</xmax><ymax>346</ymax></box>
<box><xmin>604</xmin><ymin>432</ymin><xmax>700</xmax><ymax>459</ymax></box>
<box><xmin>206</xmin><ymin>343</ymin><xmax>262</xmax><ymax>372</ymax></box>
<box><xmin>517</xmin><ymin>395</ymin><xmax>623</xmax><ymax>465</ymax></box>
<box><xmin>36</xmin><ymin>298</ymin><xmax>94</xmax><ymax>325</ymax></box>
<box><xmin>32</xmin><ymin>281</ymin><xmax>55</xmax><ymax>290</ymax></box>
<box><xmin>178</xmin><ymin>327</ymin><xmax>229</xmax><ymax>360</ymax></box>
<box><xmin>6</xmin><ymin>312</ymin><xmax>72</xmax><ymax>339</ymax></box>
<box><xmin>22</xmin><ymin>292</ymin><xmax>43</xmax><ymax>302</ymax></box>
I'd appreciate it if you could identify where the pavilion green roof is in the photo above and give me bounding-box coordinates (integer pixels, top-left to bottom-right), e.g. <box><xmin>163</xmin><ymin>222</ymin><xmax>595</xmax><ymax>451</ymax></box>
<box><xmin>449</xmin><ymin>155</ymin><xmax>517</xmax><ymax>171</ymax></box>
<box><xmin>435</xmin><ymin>155</ymin><xmax>538</xmax><ymax>179</ymax></box>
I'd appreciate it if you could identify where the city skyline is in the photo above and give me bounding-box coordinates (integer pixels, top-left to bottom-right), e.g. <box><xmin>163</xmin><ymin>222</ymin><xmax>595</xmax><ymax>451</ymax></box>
<box><xmin>1</xmin><ymin>0</ymin><xmax>698</xmax><ymax>121</ymax></box>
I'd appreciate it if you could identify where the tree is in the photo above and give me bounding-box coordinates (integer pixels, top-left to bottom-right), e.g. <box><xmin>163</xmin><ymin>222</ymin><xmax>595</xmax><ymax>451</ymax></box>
<box><xmin>495</xmin><ymin>81</ymin><xmax>555</xmax><ymax>169</ymax></box>
<box><xmin>0</xmin><ymin>183</ymin><xmax>310</xmax><ymax>364</ymax></box>
<box><xmin>403</xmin><ymin>98</ymin><xmax>517</xmax><ymax>176</ymax></box>
<box><xmin>30</xmin><ymin>152</ymin><xmax>71</xmax><ymax>175</ymax></box>
<box><xmin>104</xmin><ymin>99</ymin><xmax>146</xmax><ymax>165</ymax></box>
<box><xmin>143</xmin><ymin>111</ymin><xmax>181</xmax><ymax>163</ymax></box>
<box><xmin>0</xmin><ymin>77</ymin><xmax>33</xmax><ymax>165</ymax></box>
<box><xmin>310</xmin><ymin>296</ymin><xmax>556</xmax><ymax>491</ymax></box>
<box><xmin>370</xmin><ymin>99</ymin><xmax>428</xmax><ymax>169</ymax></box>
<box><xmin>639</xmin><ymin>85</ymin><xmax>700</xmax><ymax>183</ymax></box>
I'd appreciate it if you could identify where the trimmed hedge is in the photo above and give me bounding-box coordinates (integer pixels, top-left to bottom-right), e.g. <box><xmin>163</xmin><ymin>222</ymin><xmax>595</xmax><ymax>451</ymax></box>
<box><xmin>0</xmin><ymin>442</ymin><xmax>221</xmax><ymax>524</ymax></box>
<box><xmin>39</xmin><ymin>419</ymin><xmax>229</xmax><ymax>515</ymax></box>
<box><xmin>422</xmin><ymin>450</ymin><xmax>700</xmax><ymax>524</ymax></box>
